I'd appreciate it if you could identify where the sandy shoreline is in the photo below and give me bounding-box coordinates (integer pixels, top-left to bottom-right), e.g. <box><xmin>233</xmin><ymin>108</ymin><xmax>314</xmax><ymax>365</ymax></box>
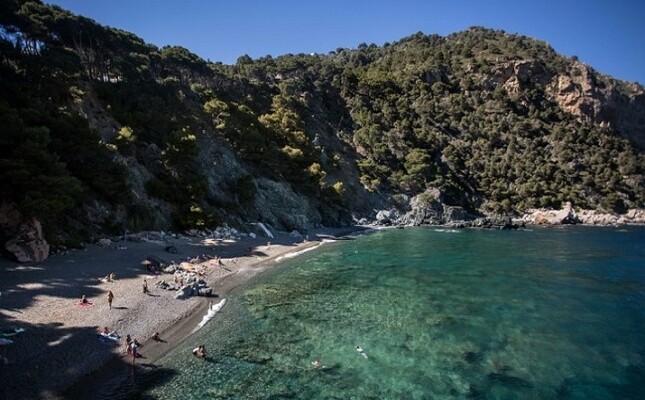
<box><xmin>0</xmin><ymin>226</ymin><xmax>364</xmax><ymax>399</ymax></box>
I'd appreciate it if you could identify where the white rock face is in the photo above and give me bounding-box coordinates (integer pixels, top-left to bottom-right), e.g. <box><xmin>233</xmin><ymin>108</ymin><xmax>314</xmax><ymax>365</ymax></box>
<box><xmin>520</xmin><ymin>204</ymin><xmax>645</xmax><ymax>226</ymax></box>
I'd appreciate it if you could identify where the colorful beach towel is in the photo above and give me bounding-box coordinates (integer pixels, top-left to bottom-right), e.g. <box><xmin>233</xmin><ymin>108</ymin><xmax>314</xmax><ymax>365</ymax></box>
<box><xmin>77</xmin><ymin>301</ymin><xmax>93</xmax><ymax>308</ymax></box>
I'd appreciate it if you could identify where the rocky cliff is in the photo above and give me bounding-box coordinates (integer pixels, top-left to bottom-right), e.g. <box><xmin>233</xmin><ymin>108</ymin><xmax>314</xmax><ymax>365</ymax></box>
<box><xmin>548</xmin><ymin>61</ymin><xmax>645</xmax><ymax>149</ymax></box>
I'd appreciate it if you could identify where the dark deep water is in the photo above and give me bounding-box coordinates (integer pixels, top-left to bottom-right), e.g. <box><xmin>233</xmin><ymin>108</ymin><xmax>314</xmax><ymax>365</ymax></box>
<box><xmin>138</xmin><ymin>226</ymin><xmax>645</xmax><ymax>399</ymax></box>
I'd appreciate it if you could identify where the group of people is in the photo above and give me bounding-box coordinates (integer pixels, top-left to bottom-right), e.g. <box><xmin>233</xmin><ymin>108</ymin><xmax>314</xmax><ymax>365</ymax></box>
<box><xmin>83</xmin><ymin>276</ymin><xmax>151</xmax><ymax>311</ymax></box>
<box><xmin>80</xmin><ymin>290</ymin><xmax>115</xmax><ymax>308</ymax></box>
<box><xmin>83</xmin><ymin>268</ymin><xmax>215</xmax><ymax>366</ymax></box>
<box><xmin>125</xmin><ymin>334</ymin><xmax>147</xmax><ymax>363</ymax></box>
<box><xmin>99</xmin><ymin>272</ymin><xmax>116</xmax><ymax>283</ymax></box>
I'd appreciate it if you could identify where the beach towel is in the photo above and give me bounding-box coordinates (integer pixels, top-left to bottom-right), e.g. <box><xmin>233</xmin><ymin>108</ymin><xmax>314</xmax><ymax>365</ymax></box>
<box><xmin>77</xmin><ymin>301</ymin><xmax>93</xmax><ymax>308</ymax></box>
<box><xmin>0</xmin><ymin>327</ymin><xmax>26</xmax><ymax>337</ymax></box>
<box><xmin>98</xmin><ymin>332</ymin><xmax>121</xmax><ymax>342</ymax></box>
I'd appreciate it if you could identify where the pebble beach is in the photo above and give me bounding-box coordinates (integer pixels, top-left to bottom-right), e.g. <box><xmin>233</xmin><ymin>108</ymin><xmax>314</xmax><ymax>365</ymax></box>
<box><xmin>0</xmin><ymin>227</ymin><xmax>358</xmax><ymax>399</ymax></box>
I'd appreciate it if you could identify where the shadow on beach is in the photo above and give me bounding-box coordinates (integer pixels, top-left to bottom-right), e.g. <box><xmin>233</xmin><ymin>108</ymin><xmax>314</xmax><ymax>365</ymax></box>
<box><xmin>61</xmin><ymin>356</ymin><xmax>180</xmax><ymax>400</ymax></box>
<box><xmin>0</xmin><ymin>318</ymin><xmax>182</xmax><ymax>400</ymax></box>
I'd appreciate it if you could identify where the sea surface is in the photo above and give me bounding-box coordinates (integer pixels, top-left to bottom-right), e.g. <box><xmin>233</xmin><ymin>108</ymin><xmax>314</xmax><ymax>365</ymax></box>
<box><xmin>136</xmin><ymin>226</ymin><xmax>645</xmax><ymax>399</ymax></box>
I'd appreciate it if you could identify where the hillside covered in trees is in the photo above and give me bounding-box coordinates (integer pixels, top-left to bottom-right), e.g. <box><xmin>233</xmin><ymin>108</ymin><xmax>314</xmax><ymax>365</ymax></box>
<box><xmin>1</xmin><ymin>1</ymin><xmax>643</xmax><ymax>253</ymax></box>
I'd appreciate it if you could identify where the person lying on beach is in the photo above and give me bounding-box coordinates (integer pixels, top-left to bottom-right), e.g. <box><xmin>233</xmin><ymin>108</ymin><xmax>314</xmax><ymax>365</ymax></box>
<box><xmin>152</xmin><ymin>332</ymin><xmax>161</xmax><ymax>341</ymax></box>
<box><xmin>99</xmin><ymin>327</ymin><xmax>119</xmax><ymax>340</ymax></box>
<box><xmin>192</xmin><ymin>345</ymin><xmax>206</xmax><ymax>358</ymax></box>
<box><xmin>77</xmin><ymin>296</ymin><xmax>93</xmax><ymax>307</ymax></box>
<box><xmin>356</xmin><ymin>345</ymin><xmax>368</xmax><ymax>359</ymax></box>
<box><xmin>100</xmin><ymin>326</ymin><xmax>117</xmax><ymax>335</ymax></box>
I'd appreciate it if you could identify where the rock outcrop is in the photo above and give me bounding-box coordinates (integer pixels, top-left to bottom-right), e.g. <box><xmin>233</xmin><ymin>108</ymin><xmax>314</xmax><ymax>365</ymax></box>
<box><xmin>375</xmin><ymin>190</ymin><xmax>481</xmax><ymax>227</ymax></box>
<box><xmin>4</xmin><ymin>219</ymin><xmax>50</xmax><ymax>263</ymax></box>
<box><xmin>491</xmin><ymin>59</ymin><xmax>551</xmax><ymax>96</ymax></box>
<box><xmin>0</xmin><ymin>203</ymin><xmax>50</xmax><ymax>263</ymax></box>
<box><xmin>522</xmin><ymin>202</ymin><xmax>580</xmax><ymax>225</ymax></box>
<box><xmin>576</xmin><ymin>208</ymin><xmax>645</xmax><ymax>225</ymax></box>
<box><xmin>399</xmin><ymin>190</ymin><xmax>444</xmax><ymax>226</ymax></box>
<box><xmin>519</xmin><ymin>204</ymin><xmax>645</xmax><ymax>226</ymax></box>
<box><xmin>548</xmin><ymin>60</ymin><xmax>645</xmax><ymax>149</ymax></box>
<box><xmin>252</xmin><ymin>178</ymin><xmax>323</xmax><ymax>231</ymax></box>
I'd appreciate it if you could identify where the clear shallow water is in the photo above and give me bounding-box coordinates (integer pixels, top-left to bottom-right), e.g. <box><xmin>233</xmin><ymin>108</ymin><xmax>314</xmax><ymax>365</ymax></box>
<box><xmin>139</xmin><ymin>226</ymin><xmax>645</xmax><ymax>399</ymax></box>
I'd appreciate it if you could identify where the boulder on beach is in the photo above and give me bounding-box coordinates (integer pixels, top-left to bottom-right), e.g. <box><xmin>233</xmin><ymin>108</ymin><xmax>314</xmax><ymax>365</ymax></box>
<box><xmin>97</xmin><ymin>238</ymin><xmax>112</xmax><ymax>247</ymax></box>
<box><xmin>4</xmin><ymin>218</ymin><xmax>50</xmax><ymax>263</ymax></box>
<box><xmin>175</xmin><ymin>285</ymin><xmax>193</xmax><ymax>299</ymax></box>
<box><xmin>163</xmin><ymin>264</ymin><xmax>178</xmax><ymax>274</ymax></box>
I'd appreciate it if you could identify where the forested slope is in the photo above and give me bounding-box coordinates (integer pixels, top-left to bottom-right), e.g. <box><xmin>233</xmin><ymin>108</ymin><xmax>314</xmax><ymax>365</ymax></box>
<box><xmin>1</xmin><ymin>1</ymin><xmax>643</xmax><ymax>253</ymax></box>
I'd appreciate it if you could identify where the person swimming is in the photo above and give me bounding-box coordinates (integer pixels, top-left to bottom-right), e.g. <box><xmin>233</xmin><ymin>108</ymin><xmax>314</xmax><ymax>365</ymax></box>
<box><xmin>356</xmin><ymin>345</ymin><xmax>368</xmax><ymax>359</ymax></box>
<box><xmin>192</xmin><ymin>345</ymin><xmax>206</xmax><ymax>358</ymax></box>
<box><xmin>311</xmin><ymin>359</ymin><xmax>322</xmax><ymax>369</ymax></box>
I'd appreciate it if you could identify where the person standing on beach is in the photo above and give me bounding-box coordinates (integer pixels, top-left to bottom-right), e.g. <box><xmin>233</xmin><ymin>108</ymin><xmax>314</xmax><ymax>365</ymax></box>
<box><xmin>107</xmin><ymin>290</ymin><xmax>114</xmax><ymax>309</ymax></box>
<box><xmin>130</xmin><ymin>339</ymin><xmax>139</xmax><ymax>364</ymax></box>
<box><xmin>142</xmin><ymin>278</ymin><xmax>148</xmax><ymax>294</ymax></box>
<box><xmin>131</xmin><ymin>341</ymin><xmax>138</xmax><ymax>365</ymax></box>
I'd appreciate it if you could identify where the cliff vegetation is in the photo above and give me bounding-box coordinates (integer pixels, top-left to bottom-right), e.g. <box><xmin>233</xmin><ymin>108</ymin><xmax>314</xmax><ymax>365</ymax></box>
<box><xmin>1</xmin><ymin>1</ymin><xmax>643</xmax><ymax>251</ymax></box>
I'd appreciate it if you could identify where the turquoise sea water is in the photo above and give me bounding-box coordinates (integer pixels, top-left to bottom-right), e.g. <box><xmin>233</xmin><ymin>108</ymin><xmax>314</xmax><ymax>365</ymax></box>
<box><xmin>138</xmin><ymin>226</ymin><xmax>644</xmax><ymax>399</ymax></box>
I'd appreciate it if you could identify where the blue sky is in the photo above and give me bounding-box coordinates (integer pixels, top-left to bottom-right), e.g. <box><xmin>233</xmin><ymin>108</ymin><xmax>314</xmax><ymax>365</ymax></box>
<box><xmin>46</xmin><ymin>0</ymin><xmax>645</xmax><ymax>84</ymax></box>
